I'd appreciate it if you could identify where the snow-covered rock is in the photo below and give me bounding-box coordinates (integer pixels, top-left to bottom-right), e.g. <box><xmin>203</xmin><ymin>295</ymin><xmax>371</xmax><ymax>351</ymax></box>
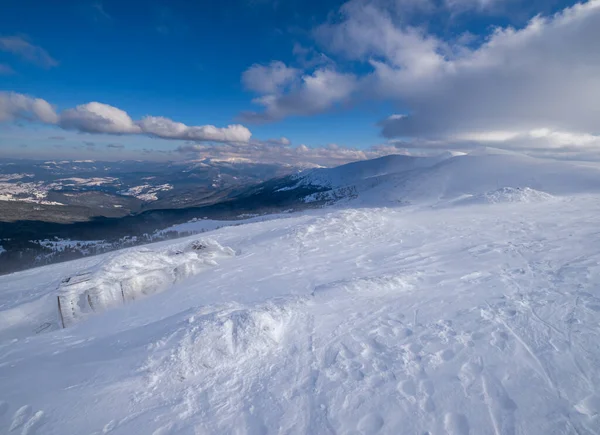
<box><xmin>56</xmin><ymin>239</ymin><xmax>235</xmax><ymax>327</ymax></box>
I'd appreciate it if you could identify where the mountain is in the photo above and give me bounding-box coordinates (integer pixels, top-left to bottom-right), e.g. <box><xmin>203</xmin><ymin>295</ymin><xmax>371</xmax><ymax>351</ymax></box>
<box><xmin>0</xmin><ymin>158</ymin><xmax>297</xmax><ymax>223</ymax></box>
<box><xmin>1</xmin><ymin>151</ymin><xmax>600</xmax><ymax>434</ymax></box>
<box><xmin>3</xmin><ymin>150</ymin><xmax>600</xmax><ymax>275</ymax></box>
<box><xmin>257</xmin><ymin>148</ymin><xmax>600</xmax><ymax>207</ymax></box>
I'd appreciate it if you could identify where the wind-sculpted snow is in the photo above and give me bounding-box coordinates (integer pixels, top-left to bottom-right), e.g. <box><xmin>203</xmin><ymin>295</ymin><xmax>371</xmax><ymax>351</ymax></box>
<box><xmin>56</xmin><ymin>239</ymin><xmax>235</xmax><ymax>328</ymax></box>
<box><xmin>0</xmin><ymin>239</ymin><xmax>235</xmax><ymax>337</ymax></box>
<box><xmin>2</xmin><ymin>153</ymin><xmax>600</xmax><ymax>434</ymax></box>
<box><xmin>444</xmin><ymin>187</ymin><xmax>555</xmax><ymax>207</ymax></box>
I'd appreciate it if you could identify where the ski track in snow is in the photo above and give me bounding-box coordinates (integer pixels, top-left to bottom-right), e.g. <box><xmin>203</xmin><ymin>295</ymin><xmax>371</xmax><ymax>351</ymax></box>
<box><xmin>1</xmin><ymin>195</ymin><xmax>600</xmax><ymax>434</ymax></box>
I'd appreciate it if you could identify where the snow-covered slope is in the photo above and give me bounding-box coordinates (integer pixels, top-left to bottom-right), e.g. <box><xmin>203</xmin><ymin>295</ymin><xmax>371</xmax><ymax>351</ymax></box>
<box><xmin>1</xmin><ymin>153</ymin><xmax>600</xmax><ymax>434</ymax></box>
<box><xmin>286</xmin><ymin>149</ymin><xmax>600</xmax><ymax>207</ymax></box>
<box><xmin>295</xmin><ymin>153</ymin><xmax>452</xmax><ymax>189</ymax></box>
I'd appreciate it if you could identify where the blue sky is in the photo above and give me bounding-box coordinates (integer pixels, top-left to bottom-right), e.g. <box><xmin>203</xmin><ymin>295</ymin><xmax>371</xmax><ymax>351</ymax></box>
<box><xmin>1</xmin><ymin>0</ymin><xmax>599</xmax><ymax>165</ymax></box>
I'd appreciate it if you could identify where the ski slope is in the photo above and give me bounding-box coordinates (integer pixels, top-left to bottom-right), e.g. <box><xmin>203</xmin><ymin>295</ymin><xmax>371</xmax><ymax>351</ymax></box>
<box><xmin>1</xmin><ymin>151</ymin><xmax>600</xmax><ymax>434</ymax></box>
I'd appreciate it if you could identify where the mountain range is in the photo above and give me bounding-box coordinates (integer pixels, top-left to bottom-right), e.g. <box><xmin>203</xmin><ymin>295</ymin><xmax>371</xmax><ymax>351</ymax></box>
<box><xmin>3</xmin><ymin>149</ymin><xmax>600</xmax><ymax>275</ymax></box>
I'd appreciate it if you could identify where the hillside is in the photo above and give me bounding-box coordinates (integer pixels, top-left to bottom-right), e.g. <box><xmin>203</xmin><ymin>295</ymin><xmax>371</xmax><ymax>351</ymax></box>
<box><xmin>1</xmin><ymin>151</ymin><xmax>600</xmax><ymax>434</ymax></box>
<box><xmin>278</xmin><ymin>148</ymin><xmax>600</xmax><ymax>206</ymax></box>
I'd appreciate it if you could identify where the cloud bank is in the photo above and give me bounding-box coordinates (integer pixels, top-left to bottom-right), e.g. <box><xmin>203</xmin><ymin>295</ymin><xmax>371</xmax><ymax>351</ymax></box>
<box><xmin>241</xmin><ymin>0</ymin><xmax>600</xmax><ymax>155</ymax></box>
<box><xmin>370</xmin><ymin>0</ymin><xmax>600</xmax><ymax>139</ymax></box>
<box><xmin>1</xmin><ymin>92</ymin><xmax>398</xmax><ymax>167</ymax></box>
<box><xmin>175</xmin><ymin>139</ymin><xmax>401</xmax><ymax>167</ymax></box>
<box><xmin>0</xmin><ymin>93</ymin><xmax>251</xmax><ymax>143</ymax></box>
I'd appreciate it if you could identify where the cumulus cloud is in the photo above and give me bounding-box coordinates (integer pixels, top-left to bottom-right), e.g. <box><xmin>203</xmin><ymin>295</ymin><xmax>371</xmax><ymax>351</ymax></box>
<box><xmin>318</xmin><ymin>0</ymin><xmax>600</xmax><ymax>141</ymax></box>
<box><xmin>0</xmin><ymin>36</ymin><xmax>58</xmax><ymax>68</ymax></box>
<box><xmin>0</xmin><ymin>93</ymin><xmax>252</xmax><ymax>143</ymax></box>
<box><xmin>60</xmin><ymin>102</ymin><xmax>142</xmax><ymax>134</ymax></box>
<box><xmin>235</xmin><ymin>0</ymin><xmax>600</xmax><ymax>155</ymax></box>
<box><xmin>242</xmin><ymin>67</ymin><xmax>358</xmax><ymax>122</ymax></box>
<box><xmin>242</xmin><ymin>61</ymin><xmax>300</xmax><ymax>94</ymax></box>
<box><xmin>314</xmin><ymin>1</ymin><xmax>445</xmax><ymax>75</ymax></box>
<box><xmin>0</xmin><ymin>91</ymin><xmax>58</xmax><ymax>124</ymax></box>
<box><xmin>138</xmin><ymin>116</ymin><xmax>251</xmax><ymax>142</ymax></box>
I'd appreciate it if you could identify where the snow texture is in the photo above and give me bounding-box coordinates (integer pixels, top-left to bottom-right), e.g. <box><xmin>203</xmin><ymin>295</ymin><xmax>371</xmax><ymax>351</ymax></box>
<box><xmin>1</xmin><ymin>150</ymin><xmax>600</xmax><ymax>434</ymax></box>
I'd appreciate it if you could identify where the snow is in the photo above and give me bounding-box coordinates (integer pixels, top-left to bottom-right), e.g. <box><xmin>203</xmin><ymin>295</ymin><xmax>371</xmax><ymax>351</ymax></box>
<box><xmin>119</xmin><ymin>184</ymin><xmax>173</xmax><ymax>201</ymax></box>
<box><xmin>442</xmin><ymin>187</ymin><xmax>556</xmax><ymax>207</ymax></box>
<box><xmin>290</xmin><ymin>148</ymin><xmax>600</xmax><ymax>207</ymax></box>
<box><xmin>56</xmin><ymin>239</ymin><xmax>235</xmax><ymax>328</ymax></box>
<box><xmin>1</xmin><ymin>151</ymin><xmax>600</xmax><ymax>434</ymax></box>
<box><xmin>0</xmin><ymin>182</ymin><xmax>64</xmax><ymax>205</ymax></box>
<box><xmin>53</xmin><ymin>177</ymin><xmax>118</xmax><ymax>187</ymax></box>
<box><xmin>159</xmin><ymin>212</ymin><xmax>295</xmax><ymax>235</ymax></box>
<box><xmin>295</xmin><ymin>153</ymin><xmax>447</xmax><ymax>190</ymax></box>
<box><xmin>0</xmin><ymin>173</ymin><xmax>34</xmax><ymax>182</ymax></box>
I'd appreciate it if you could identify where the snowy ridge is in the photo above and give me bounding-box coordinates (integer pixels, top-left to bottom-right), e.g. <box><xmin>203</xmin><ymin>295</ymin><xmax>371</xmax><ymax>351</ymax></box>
<box><xmin>287</xmin><ymin>149</ymin><xmax>600</xmax><ymax>207</ymax></box>
<box><xmin>295</xmin><ymin>153</ymin><xmax>449</xmax><ymax>189</ymax></box>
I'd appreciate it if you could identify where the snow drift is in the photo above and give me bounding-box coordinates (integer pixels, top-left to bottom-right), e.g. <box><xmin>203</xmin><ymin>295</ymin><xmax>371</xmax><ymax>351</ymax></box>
<box><xmin>4</xmin><ymin>239</ymin><xmax>235</xmax><ymax>333</ymax></box>
<box><xmin>53</xmin><ymin>239</ymin><xmax>235</xmax><ymax>328</ymax></box>
<box><xmin>444</xmin><ymin>187</ymin><xmax>556</xmax><ymax>207</ymax></box>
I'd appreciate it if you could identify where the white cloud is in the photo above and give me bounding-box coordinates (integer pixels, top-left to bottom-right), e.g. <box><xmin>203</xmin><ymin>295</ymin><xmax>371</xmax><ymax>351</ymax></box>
<box><xmin>242</xmin><ymin>67</ymin><xmax>358</xmax><ymax>122</ymax></box>
<box><xmin>60</xmin><ymin>102</ymin><xmax>142</xmax><ymax>134</ymax></box>
<box><xmin>0</xmin><ymin>35</ymin><xmax>58</xmax><ymax>68</ymax></box>
<box><xmin>385</xmin><ymin>127</ymin><xmax>600</xmax><ymax>161</ymax></box>
<box><xmin>311</xmin><ymin>0</ymin><xmax>600</xmax><ymax>143</ymax></box>
<box><xmin>236</xmin><ymin>0</ymin><xmax>600</xmax><ymax>155</ymax></box>
<box><xmin>139</xmin><ymin>116</ymin><xmax>251</xmax><ymax>142</ymax></box>
<box><xmin>0</xmin><ymin>91</ymin><xmax>58</xmax><ymax>124</ymax></box>
<box><xmin>242</xmin><ymin>61</ymin><xmax>300</xmax><ymax>94</ymax></box>
<box><xmin>0</xmin><ymin>93</ymin><xmax>252</xmax><ymax>143</ymax></box>
<box><xmin>315</xmin><ymin>1</ymin><xmax>445</xmax><ymax>75</ymax></box>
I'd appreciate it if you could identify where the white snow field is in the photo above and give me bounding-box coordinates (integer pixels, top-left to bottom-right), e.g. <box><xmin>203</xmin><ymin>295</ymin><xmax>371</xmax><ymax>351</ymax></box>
<box><xmin>2</xmin><ymin>150</ymin><xmax>600</xmax><ymax>434</ymax></box>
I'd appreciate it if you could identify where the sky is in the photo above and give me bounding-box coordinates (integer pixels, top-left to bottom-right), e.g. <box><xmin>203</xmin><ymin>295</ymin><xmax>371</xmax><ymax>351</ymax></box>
<box><xmin>1</xmin><ymin>0</ymin><xmax>600</xmax><ymax>166</ymax></box>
